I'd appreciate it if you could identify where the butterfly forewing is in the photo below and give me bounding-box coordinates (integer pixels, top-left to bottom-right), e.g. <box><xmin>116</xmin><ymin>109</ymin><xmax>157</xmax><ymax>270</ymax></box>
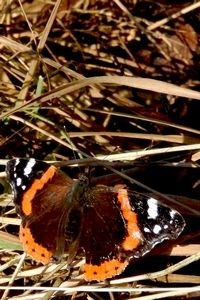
<box><xmin>6</xmin><ymin>158</ymin><xmax>74</xmax><ymax>263</ymax></box>
<box><xmin>127</xmin><ymin>192</ymin><xmax>185</xmax><ymax>258</ymax></box>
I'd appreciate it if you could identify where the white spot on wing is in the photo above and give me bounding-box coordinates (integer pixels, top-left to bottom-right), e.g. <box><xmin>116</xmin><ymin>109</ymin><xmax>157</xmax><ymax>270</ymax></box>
<box><xmin>144</xmin><ymin>227</ymin><xmax>151</xmax><ymax>233</ymax></box>
<box><xmin>170</xmin><ymin>210</ymin><xmax>176</xmax><ymax>219</ymax></box>
<box><xmin>16</xmin><ymin>177</ymin><xmax>22</xmax><ymax>186</ymax></box>
<box><xmin>153</xmin><ymin>224</ymin><xmax>161</xmax><ymax>234</ymax></box>
<box><xmin>24</xmin><ymin>158</ymin><xmax>36</xmax><ymax>176</ymax></box>
<box><xmin>169</xmin><ymin>210</ymin><xmax>177</xmax><ymax>224</ymax></box>
<box><xmin>14</xmin><ymin>158</ymin><xmax>20</xmax><ymax>172</ymax></box>
<box><xmin>15</xmin><ymin>158</ymin><xmax>20</xmax><ymax>166</ymax></box>
<box><xmin>147</xmin><ymin>198</ymin><xmax>159</xmax><ymax>219</ymax></box>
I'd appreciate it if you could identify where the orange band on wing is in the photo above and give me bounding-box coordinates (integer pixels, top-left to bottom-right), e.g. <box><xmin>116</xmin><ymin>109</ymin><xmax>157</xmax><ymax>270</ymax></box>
<box><xmin>83</xmin><ymin>258</ymin><xmax>128</xmax><ymax>281</ymax></box>
<box><xmin>20</xmin><ymin>225</ymin><xmax>53</xmax><ymax>264</ymax></box>
<box><xmin>22</xmin><ymin>166</ymin><xmax>56</xmax><ymax>216</ymax></box>
<box><xmin>117</xmin><ymin>189</ymin><xmax>141</xmax><ymax>251</ymax></box>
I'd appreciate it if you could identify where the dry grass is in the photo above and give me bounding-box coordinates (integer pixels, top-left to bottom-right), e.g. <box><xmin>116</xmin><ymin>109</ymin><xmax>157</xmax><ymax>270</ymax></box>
<box><xmin>0</xmin><ymin>0</ymin><xmax>200</xmax><ymax>299</ymax></box>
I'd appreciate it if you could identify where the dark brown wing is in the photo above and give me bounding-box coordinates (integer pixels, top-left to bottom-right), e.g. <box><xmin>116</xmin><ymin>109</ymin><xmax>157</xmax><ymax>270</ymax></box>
<box><xmin>79</xmin><ymin>185</ymin><xmax>185</xmax><ymax>281</ymax></box>
<box><xmin>79</xmin><ymin>186</ymin><xmax>132</xmax><ymax>281</ymax></box>
<box><xmin>6</xmin><ymin>158</ymin><xmax>74</xmax><ymax>264</ymax></box>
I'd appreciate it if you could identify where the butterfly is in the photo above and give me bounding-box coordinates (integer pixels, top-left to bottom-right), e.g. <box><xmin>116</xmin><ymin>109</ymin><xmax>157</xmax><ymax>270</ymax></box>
<box><xmin>6</xmin><ymin>158</ymin><xmax>185</xmax><ymax>281</ymax></box>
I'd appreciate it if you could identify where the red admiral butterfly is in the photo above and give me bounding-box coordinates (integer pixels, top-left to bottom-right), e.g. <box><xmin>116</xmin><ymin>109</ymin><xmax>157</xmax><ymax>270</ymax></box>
<box><xmin>6</xmin><ymin>158</ymin><xmax>185</xmax><ymax>281</ymax></box>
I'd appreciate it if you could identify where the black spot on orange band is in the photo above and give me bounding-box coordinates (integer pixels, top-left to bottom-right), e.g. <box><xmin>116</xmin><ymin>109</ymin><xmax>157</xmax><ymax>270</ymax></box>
<box><xmin>83</xmin><ymin>259</ymin><xmax>128</xmax><ymax>281</ymax></box>
<box><xmin>19</xmin><ymin>225</ymin><xmax>53</xmax><ymax>264</ymax></box>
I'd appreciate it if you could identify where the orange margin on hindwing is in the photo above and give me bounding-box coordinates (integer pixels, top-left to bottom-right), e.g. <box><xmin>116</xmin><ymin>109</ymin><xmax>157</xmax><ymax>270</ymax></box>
<box><xmin>20</xmin><ymin>225</ymin><xmax>53</xmax><ymax>264</ymax></box>
<box><xmin>83</xmin><ymin>258</ymin><xmax>128</xmax><ymax>281</ymax></box>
